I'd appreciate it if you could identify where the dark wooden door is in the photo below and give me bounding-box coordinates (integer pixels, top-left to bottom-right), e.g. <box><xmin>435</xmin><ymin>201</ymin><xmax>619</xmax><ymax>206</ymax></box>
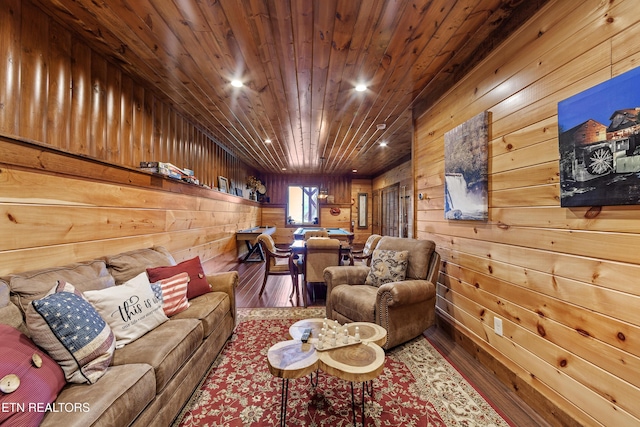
<box><xmin>381</xmin><ymin>184</ymin><xmax>400</xmax><ymax>237</ymax></box>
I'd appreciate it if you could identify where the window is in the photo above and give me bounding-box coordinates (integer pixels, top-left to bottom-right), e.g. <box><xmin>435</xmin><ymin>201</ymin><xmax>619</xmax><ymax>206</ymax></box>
<box><xmin>287</xmin><ymin>185</ymin><xmax>319</xmax><ymax>225</ymax></box>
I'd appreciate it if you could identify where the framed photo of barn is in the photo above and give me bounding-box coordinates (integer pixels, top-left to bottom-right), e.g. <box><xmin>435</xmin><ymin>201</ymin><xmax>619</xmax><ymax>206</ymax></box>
<box><xmin>444</xmin><ymin>111</ymin><xmax>489</xmax><ymax>220</ymax></box>
<box><xmin>558</xmin><ymin>66</ymin><xmax>640</xmax><ymax>207</ymax></box>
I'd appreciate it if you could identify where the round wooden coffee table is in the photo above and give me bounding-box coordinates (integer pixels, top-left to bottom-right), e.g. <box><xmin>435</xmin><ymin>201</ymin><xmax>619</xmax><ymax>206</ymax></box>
<box><xmin>268</xmin><ymin>318</ymin><xmax>387</xmax><ymax>426</ymax></box>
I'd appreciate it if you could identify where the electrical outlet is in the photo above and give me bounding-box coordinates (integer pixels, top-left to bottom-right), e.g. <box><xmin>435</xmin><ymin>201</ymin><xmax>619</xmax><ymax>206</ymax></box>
<box><xmin>494</xmin><ymin>317</ymin><xmax>503</xmax><ymax>336</ymax></box>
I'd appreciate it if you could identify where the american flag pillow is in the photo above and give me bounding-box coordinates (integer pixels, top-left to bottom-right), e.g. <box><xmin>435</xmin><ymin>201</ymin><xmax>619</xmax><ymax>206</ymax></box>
<box><xmin>156</xmin><ymin>272</ymin><xmax>190</xmax><ymax>316</ymax></box>
<box><xmin>26</xmin><ymin>281</ymin><xmax>115</xmax><ymax>384</ymax></box>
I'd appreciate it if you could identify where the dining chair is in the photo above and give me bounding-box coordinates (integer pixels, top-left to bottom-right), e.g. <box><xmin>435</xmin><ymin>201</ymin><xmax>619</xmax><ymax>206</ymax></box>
<box><xmin>303</xmin><ymin>237</ymin><xmax>341</xmax><ymax>303</ymax></box>
<box><xmin>256</xmin><ymin>233</ymin><xmax>298</xmax><ymax>300</ymax></box>
<box><xmin>349</xmin><ymin>234</ymin><xmax>382</xmax><ymax>266</ymax></box>
<box><xmin>303</xmin><ymin>229</ymin><xmax>329</xmax><ymax>239</ymax></box>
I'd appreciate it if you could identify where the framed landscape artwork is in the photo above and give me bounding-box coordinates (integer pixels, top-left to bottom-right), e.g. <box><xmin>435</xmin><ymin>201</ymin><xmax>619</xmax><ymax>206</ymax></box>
<box><xmin>558</xmin><ymin>66</ymin><xmax>640</xmax><ymax>207</ymax></box>
<box><xmin>444</xmin><ymin>111</ymin><xmax>489</xmax><ymax>220</ymax></box>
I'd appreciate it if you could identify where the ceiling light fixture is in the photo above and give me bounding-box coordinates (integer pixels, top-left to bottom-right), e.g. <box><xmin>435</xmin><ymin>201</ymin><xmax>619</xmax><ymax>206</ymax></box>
<box><xmin>264</xmin><ymin>139</ymin><xmax>272</xmax><ymax>143</ymax></box>
<box><xmin>379</xmin><ymin>141</ymin><xmax>387</xmax><ymax>147</ymax></box>
<box><xmin>231</xmin><ymin>79</ymin><xmax>243</xmax><ymax>88</ymax></box>
<box><xmin>355</xmin><ymin>84</ymin><xmax>367</xmax><ymax>92</ymax></box>
<box><xmin>352</xmin><ymin>169</ymin><xmax>358</xmax><ymax>173</ymax></box>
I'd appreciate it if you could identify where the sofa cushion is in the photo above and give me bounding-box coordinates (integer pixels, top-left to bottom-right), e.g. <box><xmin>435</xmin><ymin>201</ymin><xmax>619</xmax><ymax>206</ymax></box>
<box><xmin>0</xmin><ymin>303</ymin><xmax>28</xmax><ymax>335</ymax></box>
<box><xmin>84</xmin><ymin>273</ymin><xmax>168</xmax><ymax>348</ymax></box>
<box><xmin>147</xmin><ymin>256</ymin><xmax>211</xmax><ymax>299</ymax></box>
<box><xmin>2</xmin><ymin>260</ymin><xmax>115</xmax><ymax>314</ymax></box>
<box><xmin>111</xmin><ymin>318</ymin><xmax>203</xmax><ymax>392</ymax></box>
<box><xmin>331</xmin><ymin>285</ymin><xmax>378</xmax><ymax>323</ymax></box>
<box><xmin>40</xmin><ymin>364</ymin><xmax>155</xmax><ymax>427</ymax></box>
<box><xmin>170</xmin><ymin>291</ymin><xmax>230</xmax><ymax>337</ymax></box>
<box><xmin>156</xmin><ymin>272</ymin><xmax>190</xmax><ymax>316</ymax></box>
<box><xmin>0</xmin><ymin>325</ymin><xmax>66</xmax><ymax>427</ymax></box>
<box><xmin>26</xmin><ymin>282</ymin><xmax>115</xmax><ymax>384</ymax></box>
<box><xmin>365</xmin><ymin>249</ymin><xmax>409</xmax><ymax>287</ymax></box>
<box><xmin>105</xmin><ymin>246</ymin><xmax>176</xmax><ymax>285</ymax></box>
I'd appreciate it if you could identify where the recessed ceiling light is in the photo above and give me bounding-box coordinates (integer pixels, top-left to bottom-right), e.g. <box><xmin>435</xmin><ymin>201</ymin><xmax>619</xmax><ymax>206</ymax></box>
<box><xmin>379</xmin><ymin>141</ymin><xmax>387</xmax><ymax>147</ymax></box>
<box><xmin>265</xmin><ymin>139</ymin><xmax>272</xmax><ymax>143</ymax></box>
<box><xmin>281</xmin><ymin>167</ymin><xmax>287</xmax><ymax>171</ymax></box>
<box><xmin>352</xmin><ymin>169</ymin><xmax>358</xmax><ymax>173</ymax></box>
<box><xmin>231</xmin><ymin>80</ymin><xmax>243</xmax><ymax>87</ymax></box>
<box><xmin>355</xmin><ymin>84</ymin><xmax>367</xmax><ymax>92</ymax></box>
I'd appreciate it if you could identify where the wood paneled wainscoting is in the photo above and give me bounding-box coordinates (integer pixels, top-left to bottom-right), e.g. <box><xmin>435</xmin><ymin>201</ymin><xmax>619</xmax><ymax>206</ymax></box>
<box><xmin>0</xmin><ymin>137</ymin><xmax>260</xmax><ymax>276</ymax></box>
<box><xmin>414</xmin><ymin>1</ymin><xmax>640</xmax><ymax>426</ymax></box>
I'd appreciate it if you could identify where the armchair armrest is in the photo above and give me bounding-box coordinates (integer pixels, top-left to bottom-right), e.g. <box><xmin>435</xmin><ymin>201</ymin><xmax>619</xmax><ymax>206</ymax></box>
<box><xmin>207</xmin><ymin>271</ymin><xmax>238</xmax><ymax>322</ymax></box>
<box><xmin>323</xmin><ymin>265</ymin><xmax>370</xmax><ymax>287</ymax></box>
<box><xmin>377</xmin><ymin>279</ymin><xmax>436</xmax><ymax>307</ymax></box>
<box><xmin>323</xmin><ymin>265</ymin><xmax>370</xmax><ymax>318</ymax></box>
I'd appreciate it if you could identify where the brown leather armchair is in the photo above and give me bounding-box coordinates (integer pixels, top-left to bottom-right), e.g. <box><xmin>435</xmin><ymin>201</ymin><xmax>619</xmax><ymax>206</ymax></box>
<box><xmin>324</xmin><ymin>237</ymin><xmax>440</xmax><ymax>349</ymax></box>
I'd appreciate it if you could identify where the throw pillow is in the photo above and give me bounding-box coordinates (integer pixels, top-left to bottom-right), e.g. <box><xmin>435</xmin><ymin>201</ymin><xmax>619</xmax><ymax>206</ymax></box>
<box><xmin>84</xmin><ymin>272</ymin><xmax>169</xmax><ymax>348</ymax></box>
<box><xmin>365</xmin><ymin>249</ymin><xmax>410</xmax><ymax>287</ymax></box>
<box><xmin>146</xmin><ymin>256</ymin><xmax>211</xmax><ymax>299</ymax></box>
<box><xmin>25</xmin><ymin>281</ymin><xmax>115</xmax><ymax>384</ymax></box>
<box><xmin>0</xmin><ymin>325</ymin><xmax>66</xmax><ymax>426</ymax></box>
<box><xmin>156</xmin><ymin>272</ymin><xmax>190</xmax><ymax>316</ymax></box>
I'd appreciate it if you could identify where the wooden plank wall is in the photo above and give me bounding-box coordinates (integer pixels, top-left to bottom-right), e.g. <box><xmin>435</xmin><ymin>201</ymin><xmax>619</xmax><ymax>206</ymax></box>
<box><xmin>0</xmin><ymin>0</ymin><xmax>254</xmax><ymax>192</ymax></box>
<box><xmin>0</xmin><ymin>1</ymin><xmax>260</xmax><ymax>273</ymax></box>
<box><xmin>414</xmin><ymin>1</ymin><xmax>640</xmax><ymax>426</ymax></box>
<box><xmin>0</xmin><ymin>138</ymin><xmax>260</xmax><ymax>276</ymax></box>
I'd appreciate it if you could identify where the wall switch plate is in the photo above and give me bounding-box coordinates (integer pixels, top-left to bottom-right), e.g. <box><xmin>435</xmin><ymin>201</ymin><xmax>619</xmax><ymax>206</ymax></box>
<box><xmin>494</xmin><ymin>317</ymin><xmax>503</xmax><ymax>336</ymax></box>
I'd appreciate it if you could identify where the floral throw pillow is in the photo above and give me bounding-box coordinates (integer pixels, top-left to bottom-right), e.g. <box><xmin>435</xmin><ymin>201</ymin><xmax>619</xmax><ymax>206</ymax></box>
<box><xmin>365</xmin><ymin>249</ymin><xmax>409</xmax><ymax>287</ymax></box>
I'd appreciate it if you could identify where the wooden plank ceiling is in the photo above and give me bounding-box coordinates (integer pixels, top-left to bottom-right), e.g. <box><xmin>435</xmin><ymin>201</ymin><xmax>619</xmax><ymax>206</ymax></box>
<box><xmin>34</xmin><ymin>0</ymin><xmax>548</xmax><ymax>176</ymax></box>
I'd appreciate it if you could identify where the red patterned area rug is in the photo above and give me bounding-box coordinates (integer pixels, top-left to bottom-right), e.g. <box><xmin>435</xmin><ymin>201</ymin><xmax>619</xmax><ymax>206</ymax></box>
<box><xmin>173</xmin><ymin>307</ymin><xmax>513</xmax><ymax>427</ymax></box>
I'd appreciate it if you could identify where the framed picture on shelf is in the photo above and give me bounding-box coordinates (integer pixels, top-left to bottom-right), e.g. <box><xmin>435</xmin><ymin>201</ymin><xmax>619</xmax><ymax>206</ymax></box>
<box><xmin>218</xmin><ymin>176</ymin><xmax>229</xmax><ymax>193</ymax></box>
<box><xmin>235</xmin><ymin>188</ymin><xmax>243</xmax><ymax>196</ymax></box>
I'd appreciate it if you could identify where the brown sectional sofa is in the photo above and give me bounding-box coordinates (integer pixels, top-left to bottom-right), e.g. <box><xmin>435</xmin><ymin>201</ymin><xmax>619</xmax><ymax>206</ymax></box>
<box><xmin>0</xmin><ymin>246</ymin><xmax>237</xmax><ymax>426</ymax></box>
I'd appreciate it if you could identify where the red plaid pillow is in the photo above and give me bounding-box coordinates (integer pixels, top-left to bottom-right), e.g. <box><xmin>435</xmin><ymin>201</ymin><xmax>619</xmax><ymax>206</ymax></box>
<box><xmin>156</xmin><ymin>272</ymin><xmax>190</xmax><ymax>316</ymax></box>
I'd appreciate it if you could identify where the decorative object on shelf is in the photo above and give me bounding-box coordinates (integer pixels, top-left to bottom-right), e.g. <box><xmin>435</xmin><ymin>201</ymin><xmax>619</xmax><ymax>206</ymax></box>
<box><xmin>246</xmin><ymin>175</ymin><xmax>266</xmax><ymax>201</ymax></box>
<box><xmin>246</xmin><ymin>175</ymin><xmax>261</xmax><ymax>191</ymax></box>
<box><xmin>330</xmin><ymin>207</ymin><xmax>341</xmax><ymax>216</ymax></box>
<box><xmin>218</xmin><ymin>176</ymin><xmax>229</xmax><ymax>193</ymax></box>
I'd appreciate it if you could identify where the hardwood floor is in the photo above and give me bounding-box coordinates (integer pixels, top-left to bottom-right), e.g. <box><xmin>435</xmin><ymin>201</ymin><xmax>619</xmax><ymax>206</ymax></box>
<box><xmin>208</xmin><ymin>257</ymin><xmax>551</xmax><ymax>427</ymax></box>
